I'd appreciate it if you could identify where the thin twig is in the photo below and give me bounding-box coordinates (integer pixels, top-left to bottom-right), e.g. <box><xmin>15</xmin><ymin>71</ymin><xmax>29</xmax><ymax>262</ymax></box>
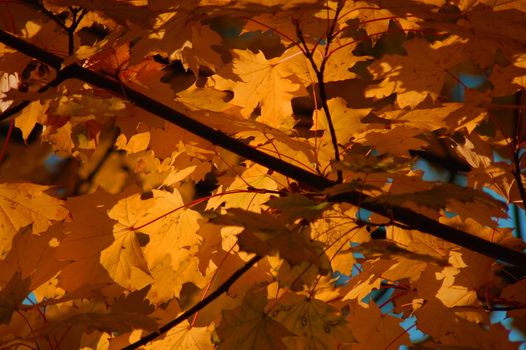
<box><xmin>294</xmin><ymin>11</ymin><xmax>343</xmax><ymax>183</ymax></box>
<box><xmin>22</xmin><ymin>0</ymin><xmax>87</xmax><ymax>55</ymax></box>
<box><xmin>34</xmin><ymin>0</ymin><xmax>68</xmax><ymax>31</ymax></box>
<box><xmin>66</xmin><ymin>7</ymin><xmax>88</xmax><ymax>55</ymax></box>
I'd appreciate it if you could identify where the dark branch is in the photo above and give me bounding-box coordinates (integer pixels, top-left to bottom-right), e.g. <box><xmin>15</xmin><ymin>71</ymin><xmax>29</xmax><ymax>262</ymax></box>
<box><xmin>1</xmin><ymin>29</ymin><xmax>526</xmax><ymax>269</ymax></box>
<box><xmin>66</xmin><ymin>7</ymin><xmax>88</xmax><ymax>55</ymax></box>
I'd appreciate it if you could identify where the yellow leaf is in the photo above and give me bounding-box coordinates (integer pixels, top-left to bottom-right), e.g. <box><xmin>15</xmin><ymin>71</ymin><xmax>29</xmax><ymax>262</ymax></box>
<box><xmin>176</xmin><ymin>84</ymin><xmax>236</xmax><ymax>112</ymax></box>
<box><xmin>99</xmin><ymin>230</ymin><xmax>152</xmax><ymax>290</ymax></box>
<box><xmin>144</xmin><ymin>320</ymin><xmax>214</xmax><ymax>350</ymax></box>
<box><xmin>147</xmin><ymin>252</ymin><xmax>206</xmax><ymax>304</ymax></box>
<box><xmin>343</xmin><ymin>274</ymin><xmax>382</xmax><ymax>304</ymax></box>
<box><xmin>310</xmin><ymin>204</ymin><xmax>370</xmax><ymax>274</ymax></box>
<box><xmin>0</xmin><ymin>183</ymin><xmax>69</xmax><ymax>258</ymax></box>
<box><xmin>213</xmin><ymin>49</ymin><xmax>303</xmax><ymax>130</ymax></box>
<box><xmin>45</xmin><ymin>122</ymin><xmax>74</xmax><ymax>155</ymax></box>
<box><xmin>109</xmin><ymin>189</ymin><xmax>201</xmax><ymax>249</ymax></box>
<box><xmin>348</xmin><ymin>303</ymin><xmax>411</xmax><ymax>350</ymax></box>
<box><xmin>140</xmin><ymin>190</ymin><xmax>203</xmax><ymax>257</ymax></box>
<box><xmin>311</xmin><ymin>97</ymin><xmax>371</xmax><ymax>147</ymax></box>
<box><xmin>15</xmin><ymin>100</ymin><xmax>46</xmax><ymax>141</ymax></box>
<box><xmin>343</xmin><ymin>1</ymin><xmax>421</xmax><ymax>38</ymax></box>
<box><xmin>320</xmin><ymin>39</ymin><xmax>371</xmax><ymax>82</ymax></box>
<box><xmin>270</xmin><ymin>292</ymin><xmax>355</xmax><ymax>349</ymax></box>
<box><xmin>57</xmin><ymin>189</ymin><xmax>130</xmax><ymax>293</ymax></box>
<box><xmin>207</xmin><ymin>164</ymin><xmax>279</xmax><ymax>213</ymax></box>
<box><xmin>216</xmin><ymin>290</ymin><xmax>293</xmax><ymax>350</ymax></box>
<box><xmin>366</xmin><ymin>36</ymin><xmax>467</xmax><ymax>108</ymax></box>
<box><xmin>363</xmin><ymin>126</ymin><xmax>427</xmax><ymax>155</ymax></box>
<box><xmin>116</xmin><ymin>132</ymin><xmax>150</xmax><ymax>154</ymax></box>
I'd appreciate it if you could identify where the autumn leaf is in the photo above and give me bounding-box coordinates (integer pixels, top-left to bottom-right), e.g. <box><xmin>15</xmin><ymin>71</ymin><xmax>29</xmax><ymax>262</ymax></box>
<box><xmin>32</xmin><ymin>287</ymin><xmax>157</xmax><ymax>338</ymax></box>
<box><xmin>366</xmin><ymin>36</ymin><xmax>467</xmax><ymax>108</ymax></box>
<box><xmin>0</xmin><ymin>183</ymin><xmax>69</xmax><ymax>258</ymax></box>
<box><xmin>347</xmin><ymin>302</ymin><xmax>411</xmax><ymax>350</ymax></box>
<box><xmin>0</xmin><ymin>272</ymin><xmax>31</xmax><ymax>325</ymax></box>
<box><xmin>99</xmin><ymin>229</ymin><xmax>152</xmax><ymax>290</ymax></box>
<box><xmin>270</xmin><ymin>292</ymin><xmax>355</xmax><ymax>349</ymax></box>
<box><xmin>310</xmin><ymin>204</ymin><xmax>371</xmax><ymax>274</ymax></box>
<box><xmin>14</xmin><ymin>100</ymin><xmax>47</xmax><ymax>141</ymax></box>
<box><xmin>206</xmin><ymin>163</ymin><xmax>279</xmax><ymax>212</ymax></box>
<box><xmin>311</xmin><ymin>97</ymin><xmax>372</xmax><ymax>152</ymax></box>
<box><xmin>343</xmin><ymin>1</ymin><xmax>422</xmax><ymax>38</ymax></box>
<box><xmin>212</xmin><ymin>49</ymin><xmax>304</xmax><ymax>130</ymax></box>
<box><xmin>215</xmin><ymin>208</ymin><xmax>324</xmax><ymax>267</ymax></box>
<box><xmin>372</xmin><ymin>183</ymin><xmax>508</xmax><ymax>226</ymax></box>
<box><xmin>144</xmin><ymin>320</ymin><xmax>214</xmax><ymax>350</ymax></box>
<box><xmin>101</xmin><ymin>188</ymin><xmax>204</xmax><ymax>291</ymax></box>
<box><xmin>267</xmin><ymin>194</ymin><xmax>330</xmax><ymax>222</ymax></box>
<box><xmin>215</xmin><ymin>290</ymin><xmax>294</xmax><ymax>350</ymax></box>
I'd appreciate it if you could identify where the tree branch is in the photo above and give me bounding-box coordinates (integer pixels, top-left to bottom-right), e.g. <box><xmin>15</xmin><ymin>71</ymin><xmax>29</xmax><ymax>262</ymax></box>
<box><xmin>122</xmin><ymin>255</ymin><xmax>262</xmax><ymax>349</ymax></box>
<box><xmin>1</xmin><ymin>29</ymin><xmax>526</xmax><ymax>269</ymax></box>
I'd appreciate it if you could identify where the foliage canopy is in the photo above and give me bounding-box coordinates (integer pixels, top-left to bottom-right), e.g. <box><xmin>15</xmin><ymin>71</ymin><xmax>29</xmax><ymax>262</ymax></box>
<box><xmin>1</xmin><ymin>0</ymin><xmax>526</xmax><ymax>349</ymax></box>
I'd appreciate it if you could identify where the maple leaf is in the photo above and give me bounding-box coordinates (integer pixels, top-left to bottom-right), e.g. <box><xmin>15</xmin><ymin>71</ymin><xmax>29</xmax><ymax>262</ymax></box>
<box><xmin>269</xmin><ymin>292</ymin><xmax>355</xmax><ymax>349</ymax></box>
<box><xmin>310</xmin><ymin>204</ymin><xmax>371</xmax><ymax>274</ymax></box>
<box><xmin>347</xmin><ymin>302</ymin><xmax>411</xmax><ymax>350</ymax></box>
<box><xmin>435</xmin><ymin>249</ymin><xmax>494</xmax><ymax>309</ymax></box>
<box><xmin>363</xmin><ymin>126</ymin><xmax>428</xmax><ymax>155</ymax></box>
<box><xmin>315</xmin><ymin>39</ymin><xmax>371</xmax><ymax>83</ymax></box>
<box><xmin>215</xmin><ymin>208</ymin><xmax>325</xmax><ymax>267</ymax></box>
<box><xmin>206</xmin><ymin>163</ymin><xmax>279</xmax><ymax>212</ymax></box>
<box><xmin>0</xmin><ymin>183</ymin><xmax>69</xmax><ymax>258</ymax></box>
<box><xmin>147</xmin><ymin>250</ymin><xmax>206</xmax><ymax>304</ymax></box>
<box><xmin>57</xmin><ymin>187</ymin><xmax>149</xmax><ymax>296</ymax></box>
<box><xmin>143</xmin><ymin>320</ymin><xmax>214</xmax><ymax>350</ymax></box>
<box><xmin>377</xmin><ymin>103</ymin><xmax>487</xmax><ymax>133</ymax></box>
<box><xmin>372</xmin><ymin>183</ymin><xmax>508</xmax><ymax>226</ymax></box>
<box><xmin>101</xmin><ymin>188</ymin><xmax>204</xmax><ymax>291</ymax></box>
<box><xmin>387</xmin><ymin>226</ymin><xmax>455</xmax><ymax>260</ymax></box>
<box><xmin>267</xmin><ymin>194</ymin><xmax>330</xmax><ymax>222</ymax></box>
<box><xmin>14</xmin><ymin>100</ymin><xmax>47</xmax><ymax>141</ymax></box>
<box><xmin>366</xmin><ymin>36</ymin><xmax>467</xmax><ymax>108</ymax></box>
<box><xmin>32</xmin><ymin>288</ymin><xmax>157</xmax><ymax>339</ymax></box>
<box><xmin>0</xmin><ymin>272</ymin><xmax>31</xmax><ymax>325</ymax></box>
<box><xmin>311</xmin><ymin>97</ymin><xmax>371</xmax><ymax>150</ymax></box>
<box><xmin>215</xmin><ymin>290</ymin><xmax>294</xmax><ymax>350</ymax></box>
<box><xmin>212</xmin><ymin>49</ymin><xmax>304</xmax><ymax>130</ymax></box>
<box><xmin>343</xmin><ymin>1</ymin><xmax>422</xmax><ymax>38</ymax></box>
<box><xmin>99</xmin><ymin>229</ymin><xmax>152</xmax><ymax>290</ymax></box>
